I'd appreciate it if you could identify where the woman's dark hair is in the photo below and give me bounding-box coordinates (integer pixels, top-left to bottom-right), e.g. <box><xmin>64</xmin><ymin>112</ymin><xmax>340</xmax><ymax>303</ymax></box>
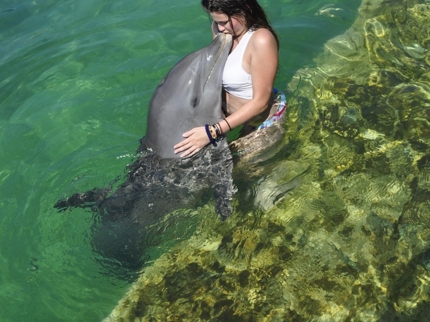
<box><xmin>201</xmin><ymin>0</ymin><xmax>279</xmax><ymax>48</ymax></box>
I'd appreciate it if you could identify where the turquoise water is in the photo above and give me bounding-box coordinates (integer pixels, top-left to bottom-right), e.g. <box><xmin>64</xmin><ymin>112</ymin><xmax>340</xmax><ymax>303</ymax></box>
<box><xmin>0</xmin><ymin>0</ymin><xmax>361</xmax><ymax>320</ymax></box>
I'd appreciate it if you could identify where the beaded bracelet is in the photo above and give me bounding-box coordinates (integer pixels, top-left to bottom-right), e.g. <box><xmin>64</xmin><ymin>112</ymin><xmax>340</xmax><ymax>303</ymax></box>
<box><xmin>213</xmin><ymin>122</ymin><xmax>222</xmax><ymax>137</ymax></box>
<box><xmin>205</xmin><ymin>124</ymin><xmax>216</xmax><ymax>146</ymax></box>
<box><xmin>208</xmin><ymin>124</ymin><xmax>217</xmax><ymax>139</ymax></box>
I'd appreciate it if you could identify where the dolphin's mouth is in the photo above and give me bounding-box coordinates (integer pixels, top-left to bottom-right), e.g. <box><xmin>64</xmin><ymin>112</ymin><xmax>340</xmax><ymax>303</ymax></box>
<box><xmin>205</xmin><ymin>34</ymin><xmax>232</xmax><ymax>88</ymax></box>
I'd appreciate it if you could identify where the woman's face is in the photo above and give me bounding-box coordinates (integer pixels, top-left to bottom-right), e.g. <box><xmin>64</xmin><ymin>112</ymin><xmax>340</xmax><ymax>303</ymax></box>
<box><xmin>210</xmin><ymin>11</ymin><xmax>247</xmax><ymax>38</ymax></box>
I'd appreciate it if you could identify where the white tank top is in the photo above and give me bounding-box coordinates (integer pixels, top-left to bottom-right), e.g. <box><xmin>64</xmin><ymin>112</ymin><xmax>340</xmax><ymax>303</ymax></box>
<box><xmin>223</xmin><ymin>29</ymin><xmax>254</xmax><ymax>100</ymax></box>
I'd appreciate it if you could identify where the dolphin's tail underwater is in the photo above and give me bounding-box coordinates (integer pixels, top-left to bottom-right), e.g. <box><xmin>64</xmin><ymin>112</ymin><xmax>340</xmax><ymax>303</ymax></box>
<box><xmin>53</xmin><ymin>143</ymin><xmax>234</xmax><ymax>270</ymax></box>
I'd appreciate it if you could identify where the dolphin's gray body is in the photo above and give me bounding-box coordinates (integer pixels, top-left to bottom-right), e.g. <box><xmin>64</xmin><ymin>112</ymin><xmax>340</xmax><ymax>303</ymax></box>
<box><xmin>55</xmin><ymin>34</ymin><xmax>234</xmax><ymax>272</ymax></box>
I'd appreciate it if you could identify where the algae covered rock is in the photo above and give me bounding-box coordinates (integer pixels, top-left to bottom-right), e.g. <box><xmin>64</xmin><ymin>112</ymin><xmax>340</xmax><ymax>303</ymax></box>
<box><xmin>105</xmin><ymin>0</ymin><xmax>430</xmax><ymax>320</ymax></box>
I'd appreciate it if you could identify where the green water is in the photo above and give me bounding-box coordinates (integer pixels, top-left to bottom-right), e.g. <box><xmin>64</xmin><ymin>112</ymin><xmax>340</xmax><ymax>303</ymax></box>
<box><xmin>0</xmin><ymin>0</ymin><xmax>361</xmax><ymax>321</ymax></box>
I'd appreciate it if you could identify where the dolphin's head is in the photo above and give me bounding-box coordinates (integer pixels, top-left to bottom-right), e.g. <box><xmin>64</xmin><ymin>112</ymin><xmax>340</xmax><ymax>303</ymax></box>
<box><xmin>155</xmin><ymin>33</ymin><xmax>232</xmax><ymax>114</ymax></box>
<box><xmin>145</xmin><ymin>33</ymin><xmax>232</xmax><ymax>159</ymax></box>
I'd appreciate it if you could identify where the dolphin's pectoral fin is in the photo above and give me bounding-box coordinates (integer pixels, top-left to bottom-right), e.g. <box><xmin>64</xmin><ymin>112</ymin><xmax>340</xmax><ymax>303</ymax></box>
<box><xmin>136</xmin><ymin>137</ymin><xmax>148</xmax><ymax>154</ymax></box>
<box><xmin>213</xmin><ymin>181</ymin><xmax>235</xmax><ymax>221</ymax></box>
<box><xmin>207</xmin><ymin>141</ymin><xmax>236</xmax><ymax>220</ymax></box>
<box><xmin>54</xmin><ymin>187</ymin><xmax>111</xmax><ymax>211</ymax></box>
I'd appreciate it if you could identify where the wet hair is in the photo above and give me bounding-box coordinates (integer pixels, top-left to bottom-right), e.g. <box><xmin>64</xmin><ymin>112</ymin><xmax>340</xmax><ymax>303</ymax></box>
<box><xmin>201</xmin><ymin>0</ymin><xmax>279</xmax><ymax>48</ymax></box>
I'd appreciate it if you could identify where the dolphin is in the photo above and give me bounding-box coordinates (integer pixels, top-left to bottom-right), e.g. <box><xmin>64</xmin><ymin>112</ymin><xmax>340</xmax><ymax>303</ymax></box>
<box><xmin>55</xmin><ymin>33</ymin><xmax>234</xmax><ymax>271</ymax></box>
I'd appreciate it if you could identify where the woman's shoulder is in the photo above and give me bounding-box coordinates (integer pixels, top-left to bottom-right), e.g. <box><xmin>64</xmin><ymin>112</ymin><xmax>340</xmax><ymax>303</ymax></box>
<box><xmin>249</xmin><ymin>28</ymin><xmax>278</xmax><ymax>49</ymax></box>
<box><xmin>250</xmin><ymin>28</ymin><xmax>277</xmax><ymax>45</ymax></box>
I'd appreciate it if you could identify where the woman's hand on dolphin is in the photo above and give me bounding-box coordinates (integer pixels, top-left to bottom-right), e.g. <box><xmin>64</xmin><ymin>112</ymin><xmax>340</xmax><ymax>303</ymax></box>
<box><xmin>174</xmin><ymin>126</ymin><xmax>209</xmax><ymax>158</ymax></box>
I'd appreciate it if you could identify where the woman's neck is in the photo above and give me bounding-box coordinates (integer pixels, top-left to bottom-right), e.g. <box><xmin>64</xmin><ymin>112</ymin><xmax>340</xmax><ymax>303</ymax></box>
<box><xmin>233</xmin><ymin>28</ymin><xmax>249</xmax><ymax>44</ymax></box>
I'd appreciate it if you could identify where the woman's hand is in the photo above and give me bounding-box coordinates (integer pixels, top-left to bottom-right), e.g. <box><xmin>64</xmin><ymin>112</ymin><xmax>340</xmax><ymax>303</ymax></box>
<box><xmin>174</xmin><ymin>126</ymin><xmax>210</xmax><ymax>158</ymax></box>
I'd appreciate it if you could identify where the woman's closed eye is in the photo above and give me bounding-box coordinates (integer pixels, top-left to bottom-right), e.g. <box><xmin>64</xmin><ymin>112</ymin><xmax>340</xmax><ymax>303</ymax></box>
<box><xmin>213</xmin><ymin>20</ymin><xmax>229</xmax><ymax>27</ymax></box>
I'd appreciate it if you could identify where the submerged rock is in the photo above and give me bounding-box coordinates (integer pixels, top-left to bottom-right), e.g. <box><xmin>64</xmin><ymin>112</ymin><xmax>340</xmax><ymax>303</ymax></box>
<box><xmin>315</xmin><ymin>3</ymin><xmax>354</xmax><ymax>21</ymax></box>
<box><xmin>104</xmin><ymin>0</ymin><xmax>430</xmax><ymax>320</ymax></box>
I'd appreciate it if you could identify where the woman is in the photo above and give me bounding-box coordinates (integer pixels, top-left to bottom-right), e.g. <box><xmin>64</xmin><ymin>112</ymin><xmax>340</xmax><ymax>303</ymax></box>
<box><xmin>174</xmin><ymin>0</ymin><xmax>280</xmax><ymax>158</ymax></box>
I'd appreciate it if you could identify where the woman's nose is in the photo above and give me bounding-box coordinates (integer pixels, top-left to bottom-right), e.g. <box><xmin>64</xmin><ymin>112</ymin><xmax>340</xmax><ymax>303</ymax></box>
<box><xmin>217</xmin><ymin>24</ymin><xmax>226</xmax><ymax>32</ymax></box>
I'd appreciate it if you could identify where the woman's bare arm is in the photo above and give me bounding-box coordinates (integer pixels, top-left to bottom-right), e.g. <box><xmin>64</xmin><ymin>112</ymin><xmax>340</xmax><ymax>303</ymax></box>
<box><xmin>218</xmin><ymin>28</ymin><xmax>278</xmax><ymax>132</ymax></box>
<box><xmin>174</xmin><ymin>28</ymin><xmax>278</xmax><ymax>157</ymax></box>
